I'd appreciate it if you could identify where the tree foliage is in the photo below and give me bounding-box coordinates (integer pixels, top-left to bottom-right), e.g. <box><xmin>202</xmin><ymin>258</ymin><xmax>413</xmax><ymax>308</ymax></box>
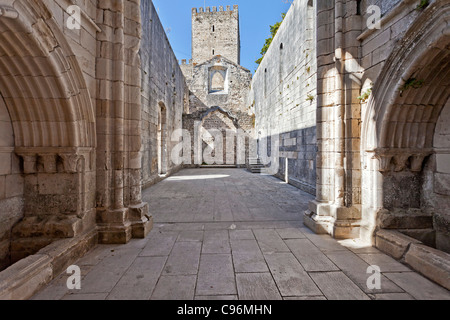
<box><xmin>255</xmin><ymin>13</ymin><xmax>286</xmax><ymax>66</ymax></box>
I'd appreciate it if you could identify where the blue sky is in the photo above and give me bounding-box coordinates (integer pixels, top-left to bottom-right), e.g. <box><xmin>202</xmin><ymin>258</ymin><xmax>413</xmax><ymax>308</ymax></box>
<box><xmin>152</xmin><ymin>0</ymin><xmax>293</xmax><ymax>73</ymax></box>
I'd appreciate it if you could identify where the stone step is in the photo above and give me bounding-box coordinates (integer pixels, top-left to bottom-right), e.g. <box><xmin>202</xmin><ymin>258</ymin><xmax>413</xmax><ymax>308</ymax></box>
<box><xmin>378</xmin><ymin>208</ymin><xmax>433</xmax><ymax>229</ymax></box>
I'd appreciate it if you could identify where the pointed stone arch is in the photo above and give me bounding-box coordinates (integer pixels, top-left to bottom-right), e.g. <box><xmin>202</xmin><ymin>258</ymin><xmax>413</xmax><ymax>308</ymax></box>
<box><xmin>360</xmin><ymin>1</ymin><xmax>450</xmax><ymax>243</ymax></box>
<box><xmin>0</xmin><ymin>0</ymin><xmax>97</xmax><ymax>264</ymax></box>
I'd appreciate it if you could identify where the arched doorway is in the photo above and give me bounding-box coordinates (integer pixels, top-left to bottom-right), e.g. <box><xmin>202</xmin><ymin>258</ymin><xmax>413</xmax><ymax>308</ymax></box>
<box><xmin>360</xmin><ymin>2</ymin><xmax>450</xmax><ymax>248</ymax></box>
<box><xmin>0</xmin><ymin>0</ymin><xmax>96</xmax><ymax>266</ymax></box>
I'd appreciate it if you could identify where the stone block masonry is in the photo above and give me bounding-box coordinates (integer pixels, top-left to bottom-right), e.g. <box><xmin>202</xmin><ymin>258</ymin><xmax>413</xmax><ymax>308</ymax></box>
<box><xmin>250</xmin><ymin>0</ymin><xmax>317</xmax><ymax>195</ymax></box>
<box><xmin>140</xmin><ymin>1</ymin><xmax>189</xmax><ymax>187</ymax></box>
<box><xmin>192</xmin><ymin>5</ymin><xmax>240</xmax><ymax>65</ymax></box>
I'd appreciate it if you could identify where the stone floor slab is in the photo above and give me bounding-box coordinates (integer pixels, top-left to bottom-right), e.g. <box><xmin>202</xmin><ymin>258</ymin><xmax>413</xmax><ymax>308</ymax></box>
<box><xmin>107</xmin><ymin>256</ymin><xmax>167</xmax><ymax>300</ymax></box>
<box><xmin>383</xmin><ymin>272</ymin><xmax>450</xmax><ymax>300</ymax></box>
<box><xmin>177</xmin><ymin>230</ymin><xmax>204</xmax><ymax>242</ymax></box>
<box><xmin>140</xmin><ymin>231</ymin><xmax>179</xmax><ymax>257</ymax></box>
<box><xmin>236</xmin><ymin>273</ymin><xmax>282</xmax><ymax>300</ymax></box>
<box><xmin>253</xmin><ymin>229</ymin><xmax>290</xmax><ymax>253</ymax></box>
<box><xmin>264</xmin><ymin>252</ymin><xmax>322</xmax><ymax>297</ymax></box>
<box><xmin>229</xmin><ymin>229</ymin><xmax>255</xmax><ymax>240</ymax></box>
<box><xmin>285</xmin><ymin>239</ymin><xmax>339</xmax><ymax>272</ymax></box>
<box><xmin>231</xmin><ymin>239</ymin><xmax>269</xmax><ymax>273</ymax></box>
<box><xmin>325</xmin><ymin>251</ymin><xmax>404</xmax><ymax>294</ymax></box>
<box><xmin>76</xmin><ymin>248</ymin><xmax>141</xmax><ymax>294</ymax></box>
<box><xmin>163</xmin><ymin>242</ymin><xmax>201</xmax><ymax>276</ymax></box>
<box><xmin>151</xmin><ymin>275</ymin><xmax>197</xmax><ymax>300</ymax></box>
<box><xmin>309</xmin><ymin>272</ymin><xmax>371</xmax><ymax>300</ymax></box>
<box><xmin>202</xmin><ymin>230</ymin><xmax>230</xmax><ymax>254</ymax></box>
<box><xmin>357</xmin><ymin>253</ymin><xmax>412</xmax><ymax>272</ymax></box>
<box><xmin>196</xmin><ymin>254</ymin><xmax>236</xmax><ymax>296</ymax></box>
<box><xmin>276</xmin><ymin>228</ymin><xmax>306</xmax><ymax>240</ymax></box>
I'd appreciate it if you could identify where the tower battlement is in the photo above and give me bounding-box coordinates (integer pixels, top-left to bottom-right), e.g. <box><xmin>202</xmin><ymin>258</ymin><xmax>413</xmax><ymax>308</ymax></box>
<box><xmin>192</xmin><ymin>5</ymin><xmax>238</xmax><ymax>14</ymax></box>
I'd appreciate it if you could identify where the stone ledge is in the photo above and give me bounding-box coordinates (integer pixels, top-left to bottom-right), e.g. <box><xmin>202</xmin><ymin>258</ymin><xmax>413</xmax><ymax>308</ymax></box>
<box><xmin>376</xmin><ymin>229</ymin><xmax>450</xmax><ymax>291</ymax></box>
<box><xmin>0</xmin><ymin>229</ymin><xmax>97</xmax><ymax>300</ymax></box>
<box><xmin>405</xmin><ymin>244</ymin><xmax>450</xmax><ymax>290</ymax></box>
<box><xmin>375</xmin><ymin>229</ymin><xmax>421</xmax><ymax>260</ymax></box>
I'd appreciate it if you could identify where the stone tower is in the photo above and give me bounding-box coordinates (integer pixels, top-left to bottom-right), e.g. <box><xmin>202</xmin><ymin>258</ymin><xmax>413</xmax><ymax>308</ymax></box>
<box><xmin>191</xmin><ymin>5</ymin><xmax>240</xmax><ymax>65</ymax></box>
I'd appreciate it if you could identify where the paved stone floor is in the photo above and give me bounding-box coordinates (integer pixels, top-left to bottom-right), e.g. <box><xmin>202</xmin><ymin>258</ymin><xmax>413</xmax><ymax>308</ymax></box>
<box><xmin>32</xmin><ymin>169</ymin><xmax>450</xmax><ymax>300</ymax></box>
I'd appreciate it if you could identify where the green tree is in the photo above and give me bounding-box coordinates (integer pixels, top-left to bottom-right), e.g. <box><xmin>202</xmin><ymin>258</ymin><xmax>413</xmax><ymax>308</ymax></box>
<box><xmin>255</xmin><ymin>13</ymin><xmax>286</xmax><ymax>67</ymax></box>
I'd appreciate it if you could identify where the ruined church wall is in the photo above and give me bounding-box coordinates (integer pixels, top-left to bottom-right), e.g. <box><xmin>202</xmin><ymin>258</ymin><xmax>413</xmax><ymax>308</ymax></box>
<box><xmin>250</xmin><ymin>0</ymin><xmax>317</xmax><ymax>195</ymax></box>
<box><xmin>0</xmin><ymin>98</ymin><xmax>23</xmax><ymax>270</ymax></box>
<box><xmin>140</xmin><ymin>1</ymin><xmax>189</xmax><ymax>187</ymax></box>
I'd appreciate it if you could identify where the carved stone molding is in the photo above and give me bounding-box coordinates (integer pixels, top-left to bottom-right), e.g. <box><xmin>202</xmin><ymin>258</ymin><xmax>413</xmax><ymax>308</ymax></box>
<box><xmin>373</xmin><ymin>148</ymin><xmax>433</xmax><ymax>173</ymax></box>
<box><xmin>16</xmin><ymin>147</ymin><xmax>92</xmax><ymax>174</ymax></box>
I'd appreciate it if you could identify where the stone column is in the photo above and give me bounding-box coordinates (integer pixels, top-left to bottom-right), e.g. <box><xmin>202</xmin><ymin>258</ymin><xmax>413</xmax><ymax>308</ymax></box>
<box><xmin>95</xmin><ymin>0</ymin><xmax>152</xmax><ymax>244</ymax></box>
<box><xmin>305</xmin><ymin>0</ymin><xmax>363</xmax><ymax>239</ymax></box>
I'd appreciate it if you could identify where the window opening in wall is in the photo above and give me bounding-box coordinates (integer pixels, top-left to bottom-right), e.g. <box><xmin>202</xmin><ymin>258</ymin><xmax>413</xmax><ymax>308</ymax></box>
<box><xmin>264</xmin><ymin>68</ymin><xmax>267</xmax><ymax>98</ymax></box>
<box><xmin>356</xmin><ymin>0</ymin><xmax>362</xmax><ymax>15</ymax></box>
<box><xmin>209</xmin><ymin>67</ymin><xmax>228</xmax><ymax>94</ymax></box>
<box><xmin>279</xmin><ymin>43</ymin><xmax>284</xmax><ymax>83</ymax></box>
<box><xmin>212</xmin><ymin>25</ymin><xmax>215</xmax><ymax>32</ymax></box>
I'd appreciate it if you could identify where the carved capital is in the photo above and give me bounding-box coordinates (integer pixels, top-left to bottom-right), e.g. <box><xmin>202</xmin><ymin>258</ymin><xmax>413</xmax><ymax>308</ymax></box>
<box><xmin>20</xmin><ymin>154</ymin><xmax>38</xmax><ymax>174</ymax></box>
<box><xmin>59</xmin><ymin>153</ymin><xmax>82</xmax><ymax>173</ymax></box>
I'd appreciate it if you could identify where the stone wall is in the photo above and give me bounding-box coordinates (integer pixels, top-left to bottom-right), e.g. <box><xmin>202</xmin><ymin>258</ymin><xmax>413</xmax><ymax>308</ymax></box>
<box><xmin>422</xmin><ymin>99</ymin><xmax>450</xmax><ymax>253</ymax></box>
<box><xmin>140</xmin><ymin>1</ymin><xmax>189</xmax><ymax>187</ymax></box>
<box><xmin>0</xmin><ymin>0</ymin><xmax>100</xmax><ymax>270</ymax></box>
<box><xmin>0</xmin><ymin>97</ymin><xmax>23</xmax><ymax>271</ymax></box>
<box><xmin>250</xmin><ymin>0</ymin><xmax>317</xmax><ymax>195</ymax></box>
<box><xmin>192</xmin><ymin>6</ymin><xmax>240</xmax><ymax>65</ymax></box>
<box><xmin>182</xmin><ymin>5</ymin><xmax>253</xmax><ymax>167</ymax></box>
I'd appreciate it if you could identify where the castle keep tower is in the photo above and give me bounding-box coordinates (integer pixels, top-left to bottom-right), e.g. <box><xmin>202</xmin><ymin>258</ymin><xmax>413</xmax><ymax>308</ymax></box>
<box><xmin>192</xmin><ymin>5</ymin><xmax>240</xmax><ymax>65</ymax></box>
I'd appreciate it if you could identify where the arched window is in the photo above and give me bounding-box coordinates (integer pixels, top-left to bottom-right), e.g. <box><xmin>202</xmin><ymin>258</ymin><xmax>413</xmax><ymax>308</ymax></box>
<box><xmin>211</xmin><ymin>71</ymin><xmax>225</xmax><ymax>92</ymax></box>
<box><xmin>209</xmin><ymin>67</ymin><xmax>228</xmax><ymax>94</ymax></box>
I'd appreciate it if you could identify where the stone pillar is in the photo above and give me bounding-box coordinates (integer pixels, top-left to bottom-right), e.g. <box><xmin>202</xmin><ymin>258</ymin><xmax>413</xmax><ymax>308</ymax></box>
<box><xmin>305</xmin><ymin>0</ymin><xmax>363</xmax><ymax>239</ymax></box>
<box><xmin>95</xmin><ymin>0</ymin><xmax>152</xmax><ymax>244</ymax></box>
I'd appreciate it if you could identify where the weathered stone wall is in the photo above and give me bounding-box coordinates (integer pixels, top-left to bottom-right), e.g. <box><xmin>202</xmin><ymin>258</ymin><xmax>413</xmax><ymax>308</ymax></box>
<box><xmin>0</xmin><ymin>97</ymin><xmax>23</xmax><ymax>270</ymax></box>
<box><xmin>184</xmin><ymin>57</ymin><xmax>252</xmax><ymax>116</ymax></box>
<box><xmin>192</xmin><ymin>6</ymin><xmax>240</xmax><ymax>65</ymax></box>
<box><xmin>357</xmin><ymin>0</ymin><xmax>450</xmax><ymax>244</ymax></box>
<box><xmin>422</xmin><ymin>99</ymin><xmax>450</xmax><ymax>253</ymax></box>
<box><xmin>140</xmin><ymin>1</ymin><xmax>188</xmax><ymax>186</ymax></box>
<box><xmin>250</xmin><ymin>0</ymin><xmax>317</xmax><ymax>195</ymax></box>
<box><xmin>0</xmin><ymin>0</ymin><xmax>100</xmax><ymax>270</ymax></box>
<box><xmin>182</xmin><ymin>6</ymin><xmax>253</xmax><ymax>166</ymax></box>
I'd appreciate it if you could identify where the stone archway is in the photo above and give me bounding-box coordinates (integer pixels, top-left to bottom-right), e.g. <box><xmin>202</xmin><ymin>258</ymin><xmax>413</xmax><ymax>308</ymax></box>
<box><xmin>0</xmin><ymin>0</ymin><xmax>96</xmax><ymax>265</ymax></box>
<box><xmin>360</xmin><ymin>1</ymin><xmax>450</xmax><ymax>244</ymax></box>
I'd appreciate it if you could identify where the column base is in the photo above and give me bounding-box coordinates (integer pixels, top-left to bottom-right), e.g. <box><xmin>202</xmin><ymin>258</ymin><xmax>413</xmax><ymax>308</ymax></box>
<box><xmin>96</xmin><ymin>208</ymin><xmax>132</xmax><ymax>244</ymax></box>
<box><xmin>305</xmin><ymin>200</ymin><xmax>362</xmax><ymax>239</ymax></box>
<box><xmin>129</xmin><ymin>202</ymin><xmax>153</xmax><ymax>239</ymax></box>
